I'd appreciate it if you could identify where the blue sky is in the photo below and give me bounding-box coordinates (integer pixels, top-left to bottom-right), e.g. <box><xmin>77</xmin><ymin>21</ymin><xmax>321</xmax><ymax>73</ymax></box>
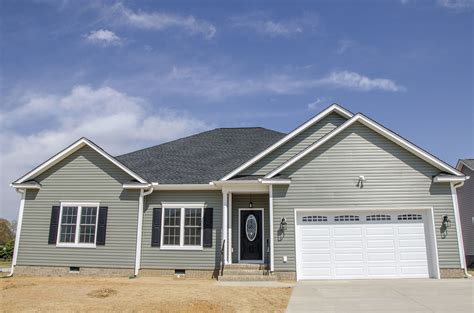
<box><xmin>1</xmin><ymin>0</ymin><xmax>473</xmax><ymax>219</ymax></box>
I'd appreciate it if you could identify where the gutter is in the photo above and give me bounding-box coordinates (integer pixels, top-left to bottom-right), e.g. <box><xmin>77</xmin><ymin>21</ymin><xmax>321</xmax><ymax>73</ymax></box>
<box><xmin>7</xmin><ymin>188</ymin><xmax>26</xmax><ymax>277</ymax></box>
<box><xmin>451</xmin><ymin>180</ymin><xmax>471</xmax><ymax>278</ymax></box>
<box><xmin>134</xmin><ymin>184</ymin><xmax>154</xmax><ymax>277</ymax></box>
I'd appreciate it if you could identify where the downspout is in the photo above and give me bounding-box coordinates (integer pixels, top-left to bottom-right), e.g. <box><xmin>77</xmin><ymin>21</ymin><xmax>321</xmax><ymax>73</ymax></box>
<box><xmin>134</xmin><ymin>185</ymin><xmax>154</xmax><ymax>277</ymax></box>
<box><xmin>7</xmin><ymin>188</ymin><xmax>26</xmax><ymax>277</ymax></box>
<box><xmin>451</xmin><ymin>180</ymin><xmax>471</xmax><ymax>278</ymax></box>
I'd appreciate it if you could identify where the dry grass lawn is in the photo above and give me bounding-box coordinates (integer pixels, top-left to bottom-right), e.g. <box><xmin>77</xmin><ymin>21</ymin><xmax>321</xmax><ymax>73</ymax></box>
<box><xmin>0</xmin><ymin>276</ymin><xmax>293</xmax><ymax>312</ymax></box>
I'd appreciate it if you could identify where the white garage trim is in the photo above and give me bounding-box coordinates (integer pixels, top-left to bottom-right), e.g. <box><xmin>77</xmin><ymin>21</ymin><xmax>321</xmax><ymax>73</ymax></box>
<box><xmin>294</xmin><ymin>207</ymin><xmax>440</xmax><ymax>281</ymax></box>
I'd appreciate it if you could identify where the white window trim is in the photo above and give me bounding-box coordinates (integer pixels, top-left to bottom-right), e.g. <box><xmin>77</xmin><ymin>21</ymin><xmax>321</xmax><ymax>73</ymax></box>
<box><xmin>56</xmin><ymin>202</ymin><xmax>100</xmax><ymax>248</ymax></box>
<box><xmin>160</xmin><ymin>203</ymin><xmax>205</xmax><ymax>251</ymax></box>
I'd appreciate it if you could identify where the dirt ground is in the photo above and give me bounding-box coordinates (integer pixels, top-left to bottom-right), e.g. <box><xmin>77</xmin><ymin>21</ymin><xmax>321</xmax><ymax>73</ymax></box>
<box><xmin>0</xmin><ymin>276</ymin><xmax>293</xmax><ymax>312</ymax></box>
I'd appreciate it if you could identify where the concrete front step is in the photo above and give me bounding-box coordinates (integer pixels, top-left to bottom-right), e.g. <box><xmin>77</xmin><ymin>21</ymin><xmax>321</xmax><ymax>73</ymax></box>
<box><xmin>222</xmin><ymin>269</ymin><xmax>269</xmax><ymax>276</ymax></box>
<box><xmin>218</xmin><ymin>274</ymin><xmax>278</xmax><ymax>282</ymax></box>
<box><xmin>224</xmin><ymin>264</ymin><xmax>268</xmax><ymax>270</ymax></box>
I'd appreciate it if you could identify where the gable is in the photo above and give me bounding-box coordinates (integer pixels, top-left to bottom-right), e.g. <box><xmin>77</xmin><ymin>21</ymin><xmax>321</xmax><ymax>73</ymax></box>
<box><xmin>281</xmin><ymin>121</ymin><xmax>449</xmax><ymax>180</ymax></box>
<box><xmin>36</xmin><ymin>145</ymin><xmax>137</xmax><ymax>187</ymax></box>
<box><xmin>13</xmin><ymin>138</ymin><xmax>147</xmax><ymax>185</ymax></box>
<box><xmin>241</xmin><ymin>111</ymin><xmax>349</xmax><ymax>176</ymax></box>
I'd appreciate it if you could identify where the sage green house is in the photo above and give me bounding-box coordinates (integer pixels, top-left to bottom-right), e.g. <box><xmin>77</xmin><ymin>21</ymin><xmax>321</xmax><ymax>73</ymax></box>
<box><xmin>10</xmin><ymin>104</ymin><xmax>469</xmax><ymax>280</ymax></box>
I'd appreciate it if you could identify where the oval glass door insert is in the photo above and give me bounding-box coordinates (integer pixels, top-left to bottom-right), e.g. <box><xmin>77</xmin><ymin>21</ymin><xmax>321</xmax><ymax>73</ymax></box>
<box><xmin>245</xmin><ymin>214</ymin><xmax>258</xmax><ymax>242</ymax></box>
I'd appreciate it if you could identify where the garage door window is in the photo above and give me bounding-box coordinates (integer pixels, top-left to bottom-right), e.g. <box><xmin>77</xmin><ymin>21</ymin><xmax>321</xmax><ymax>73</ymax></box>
<box><xmin>397</xmin><ymin>214</ymin><xmax>422</xmax><ymax>221</ymax></box>
<box><xmin>334</xmin><ymin>215</ymin><xmax>359</xmax><ymax>222</ymax></box>
<box><xmin>366</xmin><ymin>214</ymin><xmax>391</xmax><ymax>221</ymax></box>
<box><xmin>302</xmin><ymin>216</ymin><xmax>327</xmax><ymax>222</ymax></box>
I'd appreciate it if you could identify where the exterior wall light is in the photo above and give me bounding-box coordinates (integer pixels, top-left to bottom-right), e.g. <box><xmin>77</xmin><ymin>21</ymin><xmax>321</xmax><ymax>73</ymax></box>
<box><xmin>441</xmin><ymin>215</ymin><xmax>451</xmax><ymax>239</ymax></box>
<box><xmin>356</xmin><ymin>175</ymin><xmax>366</xmax><ymax>188</ymax></box>
<box><xmin>280</xmin><ymin>217</ymin><xmax>288</xmax><ymax>231</ymax></box>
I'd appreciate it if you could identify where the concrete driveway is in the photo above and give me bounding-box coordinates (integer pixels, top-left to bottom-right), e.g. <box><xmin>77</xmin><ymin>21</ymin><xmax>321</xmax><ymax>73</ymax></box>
<box><xmin>286</xmin><ymin>279</ymin><xmax>473</xmax><ymax>313</ymax></box>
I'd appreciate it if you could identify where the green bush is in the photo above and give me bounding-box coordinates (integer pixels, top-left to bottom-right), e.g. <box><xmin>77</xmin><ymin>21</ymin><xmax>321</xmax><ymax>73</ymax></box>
<box><xmin>0</xmin><ymin>240</ymin><xmax>14</xmax><ymax>261</ymax></box>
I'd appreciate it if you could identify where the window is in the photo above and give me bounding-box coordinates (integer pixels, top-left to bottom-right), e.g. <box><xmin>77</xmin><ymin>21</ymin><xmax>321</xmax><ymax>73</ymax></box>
<box><xmin>161</xmin><ymin>203</ymin><xmax>204</xmax><ymax>250</ymax></box>
<box><xmin>397</xmin><ymin>214</ymin><xmax>422</xmax><ymax>221</ymax></box>
<box><xmin>366</xmin><ymin>214</ymin><xmax>391</xmax><ymax>221</ymax></box>
<box><xmin>58</xmin><ymin>203</ymin><xmax>99</xmax><ymax>247</ymax></box>
<box><xmin>302</xmin><ymin>216</ymin><xmax>328</xmax><ymax>222</ymax></box>
<box><xmin>334</xmin><ymin>215</ymin><xmax>360</xmax><ymax>222</ymax></box>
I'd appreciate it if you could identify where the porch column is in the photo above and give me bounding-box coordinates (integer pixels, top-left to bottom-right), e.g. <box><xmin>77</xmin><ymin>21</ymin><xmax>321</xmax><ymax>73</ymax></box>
<box><xmin>228</xmin><ymin>192</ymin><xmax>233</xmax><ymax>263</ymax></box>
<box><xmin>222</xmin><ymin>191</ymin><xmax>228</xmax><ymax>264</ymax></box>
<box><xmin>269</xmin><ymin>185</ymin><xmax>275</xmax><ymax>272</ymax></box>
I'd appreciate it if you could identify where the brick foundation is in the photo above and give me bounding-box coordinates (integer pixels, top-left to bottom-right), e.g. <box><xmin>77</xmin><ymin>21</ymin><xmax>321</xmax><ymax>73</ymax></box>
<box><xmin>14</xmin><ymin>265</ymin><xmax>133</xmax><ymax>277</ymax></box>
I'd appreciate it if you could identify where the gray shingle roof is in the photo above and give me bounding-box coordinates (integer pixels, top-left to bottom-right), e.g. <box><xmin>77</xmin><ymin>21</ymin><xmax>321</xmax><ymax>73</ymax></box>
<box><xmin>116</xmin><ymin>127</ymin><xmax>285</xmax><ymax>184</ymax></box>
<box><xmin>460</xmin><ymin>159</ymin><xmax>474</xmax><ymax>170</ymax></box>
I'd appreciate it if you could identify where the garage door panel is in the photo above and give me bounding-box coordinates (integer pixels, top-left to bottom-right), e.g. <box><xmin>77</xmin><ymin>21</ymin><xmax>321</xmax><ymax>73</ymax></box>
<box><xmin>334</xmin><ymin>227</ymin><xmax>362</xmax><ymax>236</ymax></box>
<box><xmin>335</xmin><ymin>253</ymin><xmax>364</xmax><ymax>261</ymax></box>
<box><xmin>399</xmin><ymin>239</ymin><xmax>426</xmax><ymax>248</ymax></box>
<box><xmin>367</xmin><ymin>252</ymin><xmax>396</xmax><ymax>261</ymax></box>
<box><xmin>367</xmin><ymin>239</ymin><xmax>395</xmax><ymax>248</ymax></box>
<box><xmin>301</xmin><ymin>227</ymin><xmax>330</xmax><ymax>237</ymax></box>
<box><xmin>302</xmin><ymin>240</ymin><xmax>330</xmax><ymax>249</ymax></box>
<box><xmin>302</xmin><ymin>253</ymin><xmax>331</xmax><ymax>262</ymax></box>
<box><xmin>334</xmin><ymin>240</ymin><xmax>363</xmax><ymax>249</ymax></box>
<box><xmin>296</xmin><ymin>210</ymin><xmax>431</xmax><ymax>280</ymax></box>
<box><xmin>366</xmin><ymin>227</ymin><xmax>395</xmax><ymax>236</ymax></box>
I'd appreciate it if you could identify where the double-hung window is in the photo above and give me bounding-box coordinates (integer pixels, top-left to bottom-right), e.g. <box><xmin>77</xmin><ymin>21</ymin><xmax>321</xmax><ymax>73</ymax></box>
<box><xmin>57</xmin><ymin>202</ymin><xmax>99</xmax><ymax>247</ymax></box>
<box><xmin>161</xmin><ymin>203</ymin><xmax>204</xmax><ymax>250</ymax></box>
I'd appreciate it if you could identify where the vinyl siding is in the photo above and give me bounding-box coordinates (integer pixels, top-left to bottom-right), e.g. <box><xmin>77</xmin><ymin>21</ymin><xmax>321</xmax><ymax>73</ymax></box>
<box><xmin>457</xmin><ymin>166</ymin><xmax>474</xmax><ymax>257</ymax></box>
<box><xmin>243</xmin><ymin>112</ymin><xmax>347</xmax><ymax>176</ymax></box>
<box><xmin>141</xmin><ymin>191</ymin><xmax>222</xmax><ymax>269</ymax></box>
<box><xmin>272</xmin><ymin>122</ymin><xmax>461</xmax><ymax>272</ymax></box>
<box><xmin>17</xmin><ymin>145</ymin><xmax>140</xmax><ymax>268</ymax></box>
<box><xmin>231</xmin><ymin>194</ymin><xmax>270</xmax><ymax>263</ymax></box>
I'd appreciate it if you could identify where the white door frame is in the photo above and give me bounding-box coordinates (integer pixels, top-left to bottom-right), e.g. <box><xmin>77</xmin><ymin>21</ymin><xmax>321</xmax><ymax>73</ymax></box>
<box><xmin>238</xmin><ymin>208</ymin><xmax>265</xmax><ymax>263</ymax></box>
<box><xmin>294</xmin><ymin>207</ymin><xmax>440</xmax><ymax>281</ymax></box>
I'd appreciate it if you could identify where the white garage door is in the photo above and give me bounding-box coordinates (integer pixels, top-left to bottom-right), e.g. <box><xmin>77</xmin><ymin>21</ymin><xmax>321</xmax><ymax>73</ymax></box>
<box><xmin>295</xmin><ymin>211</ymin><xmax>432</xmax><ymax>280</ymax></box>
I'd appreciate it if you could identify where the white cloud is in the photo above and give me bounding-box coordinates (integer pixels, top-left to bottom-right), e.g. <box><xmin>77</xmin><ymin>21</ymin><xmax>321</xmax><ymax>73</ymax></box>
<box><xmin>85</xmin><ymin>29</ymin><xmax>122</xmax><ymax>46</ymax></box>
<box><xmin>320</xmin><ymin>71</ymin><xmax>406</xmax><ymax>92</ymax></box>
<box><xmin>154</xmin><ymin>66</ymin><xmax>406</xmax><ymax>99</ymax></box>
<box><xmin>0</xmin><ymin>86</ymin><xmax>210</xmax><ymax>219</ymax></box>
<box><xmin>336</xmin><ymin>39</ymin><xmax>355</xmax><ymax>55</ymax></box>
<box><xmin>106</xmin><ymin>3</ymin><xmax>216</xmax><ymax>39</ymax></box>
<box><xmin>231</xmin><ymin>12</ymin><xmax>318</xmax><ymax>37</ymax></box>
<box><xmin>307</xmin><ymin>97</ymin><xmax>328</xmax><ymax>110</ymax></box>
<box><xmin>437</xmin><ymin>0</ymin><xmax>473</xmax><ymax>9</ymax></box>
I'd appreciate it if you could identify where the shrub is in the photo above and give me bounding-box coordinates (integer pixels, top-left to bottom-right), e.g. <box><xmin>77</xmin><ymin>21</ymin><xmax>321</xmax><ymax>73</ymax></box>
<box><xmin>1</xmin><ymin>240</ymin><xmax>14</xmax><ymax>261</ymax></box>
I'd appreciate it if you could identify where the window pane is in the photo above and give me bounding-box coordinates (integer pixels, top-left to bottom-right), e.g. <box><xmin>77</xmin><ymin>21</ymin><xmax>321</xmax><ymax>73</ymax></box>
<box><xmin>184</xmin><ymin>208</ymin><xmax>201</xmax><ymax>246</ymax></box>
<box><xmin>60</xmin><ymin>206</ymin><xmax>78</xmax><ymax>243</ymax></box>
<box><xmin>164</xmin><ymin>208</ymin><xmax>181</xmax><ymax>245</ymax></box>
<box><xmin>79</xmin><ymin>207</ymin><xmax>97</xmax><ymax>243</ymax></box>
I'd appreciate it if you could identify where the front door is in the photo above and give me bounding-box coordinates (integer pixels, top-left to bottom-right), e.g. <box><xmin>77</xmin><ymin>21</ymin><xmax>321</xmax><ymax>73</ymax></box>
<box><xmin>239</xmin><ymin>209</ymin><xmax>263</xmax><ymax>262</ymax></box>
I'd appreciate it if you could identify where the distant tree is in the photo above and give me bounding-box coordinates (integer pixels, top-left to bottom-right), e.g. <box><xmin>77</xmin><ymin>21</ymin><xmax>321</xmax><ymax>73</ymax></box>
<box><xmin>0</xmin><ymin>219</ymin><xmax>16</xmax><ymax>245</ymax></box>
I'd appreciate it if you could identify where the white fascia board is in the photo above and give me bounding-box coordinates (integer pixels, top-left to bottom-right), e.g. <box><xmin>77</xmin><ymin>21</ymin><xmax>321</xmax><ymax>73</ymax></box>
<box><xmin>258</xmin><ymin>178</ymin><xmax>292</xmax><ymax>185</ymax></box>
<box><xmin>220</xmin><ymin>104</ymin><xmax>353</xmax><ymax>181</ymax></box>
<box><xmin>13</xmin><ymin>138</ymin><xmax>148</xmax><ymax>185</ymax></box>
<box><xmin>433</xmin><ymin>175</ymin><xmax>469</xmax><ymax>183</ymax></box>
<box><xmin>123</xmin><ymin>183</ymin><xmax>152</xmax><ymax>189</ymax></box>
<box><xmin>153</xmin><ymin>183</ymin><xmax>219</xmax><ymax>190</ymax></box>
<box><xmin>10</xmin><ymin>182</ymin><xmax>41</xmax><ymax>189</ymax></box>
<box><xmin>266</xmin><ymin>114</ymin><xmax>463</xmax><ymax>178</ymax></box>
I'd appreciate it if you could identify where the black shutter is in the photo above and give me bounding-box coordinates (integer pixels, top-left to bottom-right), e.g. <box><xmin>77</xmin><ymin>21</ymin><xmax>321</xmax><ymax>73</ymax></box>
<box><xmin>203</xmin><ymin>208</ymin><xmax>213</xmax><ymax>248</ymax></box>
<box><xmin>151</xmin><ymin>208</ymin><xmax>162</xmax><ymax>247</ymax></box>
<box><xmin>48</xmin><ymin>206</ymin><xmax>60</xmax><ymax>244</ymax></box>
<box><xmin>96</xmin><ymin>207</ymin><xmax>108</xmax><ymax>246</ymax></box>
